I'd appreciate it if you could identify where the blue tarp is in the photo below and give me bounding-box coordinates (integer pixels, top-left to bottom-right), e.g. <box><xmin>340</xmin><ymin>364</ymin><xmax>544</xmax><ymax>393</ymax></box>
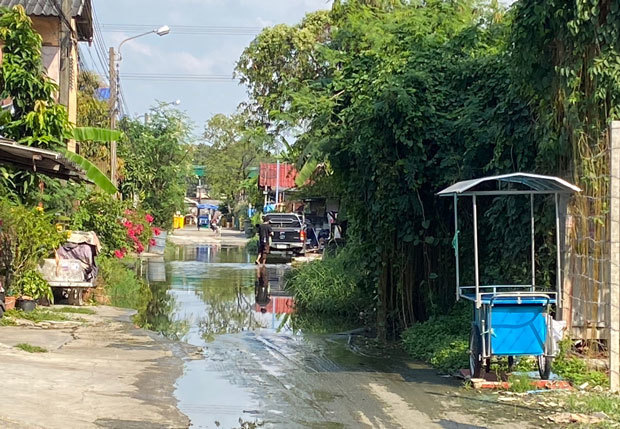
<box><xmin>196</xmin><ymin>203</ymin><xmax>218</xmax><ymax>210</ymax></box>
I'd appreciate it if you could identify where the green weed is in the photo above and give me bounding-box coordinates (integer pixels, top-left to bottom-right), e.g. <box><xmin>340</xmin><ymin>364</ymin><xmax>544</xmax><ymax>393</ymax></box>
<box><xmin>553</xmin><ymin>339</ymin><xmax>609</xmax><ymax>388</ymax></box>
<box><xmin>0</xmin><ymin>317</ymin><xmax>16</xmax><ymax>326</ymax></box>
<box><xmin>98</xmin><ymin>256</ymin><xmax>150</xmax><ymax>310</ymax></box>
<box><xmin>49</xmin><ymin>307</ymin><xmax>96</xmax><ymax>315</ymax></box>
<box><xmin>246</xmin><ymin>235</ymin><xmax>258</xmax><ymax>253</ymax></box>
<box><xmin>508</xmin><ymin>374</ymin><xmax>532</xmax><ymax>393</ymax></box>
<box><xmin>401</xmin><ymin>302</ymin><xmax>470</xmax><ymax>374</ymax></box>
<box><xmin>6</xmin><ymin>308</ymin><xmax>71</xmax><ymax>322</ymax></box>
<box><xmin>15</xmin><ymin>343</ymin><xmax>47</xmax><ymax>353</ymax></box>
<box><xmin>285</xmin><ymin>246</ymin><xmax>371</xmax><ymax>317</ymax></box>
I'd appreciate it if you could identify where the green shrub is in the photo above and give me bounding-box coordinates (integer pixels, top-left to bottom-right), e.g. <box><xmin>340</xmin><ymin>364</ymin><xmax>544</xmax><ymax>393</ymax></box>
<box><xmin>97</xmin><ymin>256</ymin><xmax>151</xmax><ymax>310</ymax></box>
<box><xmin>553</xmin><ymin>338</ymin><xmax>609</xmax><ymax>387</ymax></box>
<box><xmin>401</xmin><ymin>302</ymin><xmax>470</xmax><ymax>374</ymax></box>
<box><xmin>246</xmin><ymin>235</ymin><xmax>258</xmax><ymax>253</ymax></box>
<box><xmin>285</xmin><ymin>246</ymin><xmax>371</xmax><ymax>316</ymax></box>
<box><xmin>13</xmin><ymin>270</ymin><xmax>53</xmax><ymax>302</ymax></box>
<box><xmin>71</xmin><ymin>192</ymin><xmax>127</xmax><ymax>255</ymax></box>
<box><xmin>0</xmin><ymin>202</ymin><xmax>66</xmax><ymax>292</ymax></box>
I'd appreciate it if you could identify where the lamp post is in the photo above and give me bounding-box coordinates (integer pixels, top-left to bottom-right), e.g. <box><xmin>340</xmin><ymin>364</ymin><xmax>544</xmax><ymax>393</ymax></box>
<box><xmin>109</xmin><ymin>25</ymin><xmax>170</xmax><ymax>187</ymax></box>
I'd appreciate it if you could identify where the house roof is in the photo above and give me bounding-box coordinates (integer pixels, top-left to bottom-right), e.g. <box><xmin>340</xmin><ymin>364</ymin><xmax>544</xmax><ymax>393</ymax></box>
<box><xmin>0</xmin><ymin>137</ymin><xmax>90</xmax><ymax>182</ymax></box>
<box><xmin>259</xmin><ymin>162</ymin><xmax>297</xmax><ymax>190</ymax></box>
<box><xmin>437</xmin><ymin>173</ymin><xmax>581</xmax><ymax>197</ymax></box>
<box><xmin>0</xmin><ymin>0</ymin><xmax>93</xmax><ymax>41</ymax></box>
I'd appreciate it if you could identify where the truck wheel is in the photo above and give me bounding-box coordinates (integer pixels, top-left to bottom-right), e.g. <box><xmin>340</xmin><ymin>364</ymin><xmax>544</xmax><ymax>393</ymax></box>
<box><xmin>469</xmin><ymin>325</ymin><xmax>483</xmax><ymax>378</ymax></box>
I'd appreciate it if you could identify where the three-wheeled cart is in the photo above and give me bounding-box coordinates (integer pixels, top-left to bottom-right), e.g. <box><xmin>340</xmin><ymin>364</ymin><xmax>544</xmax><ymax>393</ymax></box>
<box><xmin>438</xmin><ymin>173</ymin><xmax>580</xmax><ymax>379</ymax></box>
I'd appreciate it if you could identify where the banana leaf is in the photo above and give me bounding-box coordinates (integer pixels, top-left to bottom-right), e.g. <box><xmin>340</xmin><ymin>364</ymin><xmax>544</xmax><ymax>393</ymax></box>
<box><xmin>295</xmin><ymin>157</ymin><xmax>318</xmax><ymax>187</ymax></box>
<box><xmin>71</xmin><ymin>127</ymin><xmax>123</xmax><ymax>142</ymax></box>
<box><xmin>60</xmin><ymin>149</ymin><xmax>117</xmax><ymax>194</ymax></box>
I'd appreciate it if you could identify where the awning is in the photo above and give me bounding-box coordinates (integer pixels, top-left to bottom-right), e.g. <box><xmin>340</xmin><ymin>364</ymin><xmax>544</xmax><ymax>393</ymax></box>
<box><xmin>437</xmin><ymin>173</ymin><xmax>581</xmax><ymax>197</ymax></box>
<box><xmin>0</xmin><ymin>138</ymin><xmax>90</xmax><ymax>182</ymax></box>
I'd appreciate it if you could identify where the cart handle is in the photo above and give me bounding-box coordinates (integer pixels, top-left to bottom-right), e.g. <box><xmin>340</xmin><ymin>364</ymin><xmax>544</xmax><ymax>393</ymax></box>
<box><xmin>489</xmin><ymin>292</ymin><xmax>551</xmax><ymax>307</ymax></box>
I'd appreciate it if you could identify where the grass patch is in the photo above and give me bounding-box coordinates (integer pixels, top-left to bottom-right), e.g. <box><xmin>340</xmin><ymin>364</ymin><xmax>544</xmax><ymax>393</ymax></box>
<box><xmin>401</xmin><ymin>302</ymin><xmax>470</xmax><ymax>374</ymax></box>
<box><xmin>553</xmin><ymin>339</ymin><xmax>609</xmax><ymax>388</ymax></box>
<box><xmin>6</xmin><ymin>308</ymin><xmax>71</xmax><ymax>322</ymax></box>
<box><xmin>507</xmin><ymin>373</ymin><xmax>533</xmax><ymax>392</ymax></box>
<box><xmin>285</xmin><ymin>246</ymin><xmax>371</xmax><ymax>317</ymax></box>
<box><xmin>0</xmin><ymin>317</ymin><xmax>16</xmax><ymax>326</ymax></box>
<box><xmin>49</xmin><ymin>306</ymin><xmax>96</xmax><ymax>315</ymax></box>
<box><xmin>15</xmin><ymin>343</ymin><xmax>47</xmax><ymax>353</ymax></box>
<box><xmin>98</xmin><ymin>256</ymin><xmax>150</xmax><ymax>310</ymax></box>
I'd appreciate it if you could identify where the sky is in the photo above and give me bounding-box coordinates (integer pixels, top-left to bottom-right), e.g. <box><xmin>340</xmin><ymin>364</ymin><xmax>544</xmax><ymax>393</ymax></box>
<box><xmin>83</xmin><ymin>0</ymin><xmax>333</xmax><ymax>136</ymax></box>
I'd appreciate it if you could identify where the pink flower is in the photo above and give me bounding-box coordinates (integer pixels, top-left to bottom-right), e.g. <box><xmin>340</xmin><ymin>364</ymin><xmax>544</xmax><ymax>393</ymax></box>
<box><xmin>124</xmin><ymin>209</ymin><xmax>134</xmax><ymax>216</ymax></box>
<box><xmin>145</xmin><ymin>214</ymin><xmax>154</xmax><ymax>223</ymax></box>
<box><xmin>136</xmin><ymin>242</ymin><xmax>145</xmax><ymax>253</ymax></box>
<box><xmin>114</xmin><ymin>249</ymin><xmax>124</xmax><ymax>259</ymax></box>
<box><xmin>152</xmin><ymin>227</ymin><xmax>161</xmax><ymax>236</ymax></box>
<box><xmin>135</xmin><ymin>224</ymin><xmax>144</xmax><ymax>234</ymax></box>
<box><xmin>149</xmin><ymin>238</ymin><xmax>156</xmax><ymax>246</ymax></box>
<box><xmin>123</xmin><ymin>220</ymin><xmax>133</xmax><ymax>229</ymax></box>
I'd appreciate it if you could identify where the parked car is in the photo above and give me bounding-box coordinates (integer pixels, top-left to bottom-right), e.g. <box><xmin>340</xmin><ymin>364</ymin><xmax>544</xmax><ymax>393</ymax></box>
<box><xmin>264</xmin><ymin>213</ymin><xmax>310</xmax><ymax>254</ymax></box>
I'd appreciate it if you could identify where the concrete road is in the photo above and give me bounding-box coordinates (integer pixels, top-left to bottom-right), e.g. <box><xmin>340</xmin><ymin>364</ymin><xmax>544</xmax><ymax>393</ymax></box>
<box><xmin>0</xmin><ymin>306</ymin><xmax>195</xmax><ymax>429</ymax></box>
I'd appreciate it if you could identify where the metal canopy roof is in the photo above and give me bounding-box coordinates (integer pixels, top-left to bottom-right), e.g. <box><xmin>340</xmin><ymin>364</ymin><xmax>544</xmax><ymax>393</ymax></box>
<box><xmin>437</xmin><ymin>173</ymin><xmax>581</xmax><ymax>197</ymax></box>
<box><xmin>0</xmin><ymin>138</ymin><xmax>90</xmax><ymax>182</ymax></box>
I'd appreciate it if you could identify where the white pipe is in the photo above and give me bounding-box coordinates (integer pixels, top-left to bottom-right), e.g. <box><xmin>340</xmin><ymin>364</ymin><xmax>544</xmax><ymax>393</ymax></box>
<box><xmin>531</xmin><ymin>193</ymin><xmax>536</xmax><ymax>291</ymax></box>
<box><xmin>454</xmin><ymin>195</ymin><xmax>460</xmax><ymax>301</ymax></box>
<box><xmin>473</xmin><ymin>195</ymin><xmax>480</xmax><ymax>308</ymax></box>
<box><xmin>555</xmin><ymin>193</ymin><xmax>562</xmax><ymax>308</ymax></box>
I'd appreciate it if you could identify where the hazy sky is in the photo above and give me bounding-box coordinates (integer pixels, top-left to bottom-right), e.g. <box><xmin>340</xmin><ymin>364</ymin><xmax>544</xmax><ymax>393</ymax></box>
<box><xmin>82</xmin><ymin>0</ymin><xmax>333</xmax><ymax>136</ymax></box>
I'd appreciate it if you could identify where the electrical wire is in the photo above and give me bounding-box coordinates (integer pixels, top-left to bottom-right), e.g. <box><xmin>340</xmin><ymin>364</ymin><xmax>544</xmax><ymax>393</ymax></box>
<box><xmin>101</xmin><ymin>23</ymin><xmax>262</xmax><ymax>36</ymax></box>
<box><xmin>121</xmin><ymin>73</ymin><xmax>237</xmax><ymax>82</ymax></box>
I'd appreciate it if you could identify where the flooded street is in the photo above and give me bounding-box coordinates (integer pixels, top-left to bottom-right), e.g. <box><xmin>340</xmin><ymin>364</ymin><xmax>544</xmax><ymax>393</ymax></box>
<box><xmin>142</xmin><ymin>245</ymin><xmax>539</xmax><ymax>429</ymax></box>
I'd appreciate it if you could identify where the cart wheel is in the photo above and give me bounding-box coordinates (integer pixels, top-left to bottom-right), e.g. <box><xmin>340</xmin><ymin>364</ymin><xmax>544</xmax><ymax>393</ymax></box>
<box><xmin>537</xmin><ymin>355</ymin><xmax>553</xmax><ymax>380</ymax></box>
<box><xmin>507</xmin><ymin>356</ymin><xmax>515</xmax><ymax>371</ymax></box>
<box><xmin>67</xmin><ymin>288</ymin><xmax>84</xmax><ymax>306</ymax></box>
<box><xmin>469</xmin><ymin>325</ymin><xmax>483</xmax><ymax>378</ymax></box>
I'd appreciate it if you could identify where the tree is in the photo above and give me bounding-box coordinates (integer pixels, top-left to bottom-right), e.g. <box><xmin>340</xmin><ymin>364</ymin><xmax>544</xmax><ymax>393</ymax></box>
<box><xmin>198</xmin><ymin>111</ymin><xmax>274</xmax><ymax>212</ymax></box>
<box><xmin>118</xmin><ymin>107</ymin><xmax>193</xmax><ymax>229</ymax></box>
<box><xmin>0</xmin><ymin>5</ymin><xmax>115</xmax><ymax>205</ymax></box>
<box><xmin>236</xmin><ymin>0</ymin><xmax>542</xmax><ymax>338</ymax></box>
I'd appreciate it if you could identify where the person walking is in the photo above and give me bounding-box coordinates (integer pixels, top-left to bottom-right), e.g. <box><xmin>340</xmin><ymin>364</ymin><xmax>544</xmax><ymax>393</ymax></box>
<box><xmin>255</xmin><ymin>216</ymin><xmax>273</xmax><ymax>265</ymax></box>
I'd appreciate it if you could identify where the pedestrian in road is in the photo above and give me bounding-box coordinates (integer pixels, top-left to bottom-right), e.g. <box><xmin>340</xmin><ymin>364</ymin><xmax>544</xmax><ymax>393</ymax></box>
<box><xmin>255</xmin><ymin>216</ymin><xmax>273</xmax><ymax>265</ymax></box>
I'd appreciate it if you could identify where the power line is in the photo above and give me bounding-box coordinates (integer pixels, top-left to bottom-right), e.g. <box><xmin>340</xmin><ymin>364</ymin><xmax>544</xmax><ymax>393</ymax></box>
<box><xmin>101</xmin><ymin>23</ymin><xmax>262</xmax><ymax>36</ymax></box>
<box><xmin>120</xmin><ymin>73</ymin><xmax>238</xmax><ymax>82</ymax></box>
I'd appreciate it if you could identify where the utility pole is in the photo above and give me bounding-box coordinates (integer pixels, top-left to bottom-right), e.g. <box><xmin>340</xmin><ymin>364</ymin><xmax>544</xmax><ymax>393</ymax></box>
<box><xmin>108</xmin><ymin>47</ymin><xmax>118</xmax><ymax>188</ymax></box>
<box><xmin>59</xmin><ymin>0</ymin><xmax>75</xmax><ymax>151</ymax></box>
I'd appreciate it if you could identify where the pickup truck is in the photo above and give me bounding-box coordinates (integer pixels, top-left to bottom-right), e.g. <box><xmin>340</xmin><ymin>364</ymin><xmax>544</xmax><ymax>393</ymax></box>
<box><xmin>264</xmin><ymin>213</ymin><xmax>308</xmax><ymax>254</ymax></box>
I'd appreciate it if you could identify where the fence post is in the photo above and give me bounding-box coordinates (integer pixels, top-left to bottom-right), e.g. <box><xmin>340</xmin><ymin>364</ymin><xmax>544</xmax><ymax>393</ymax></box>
<box><xmin>610</xmin><ymin>120</ymin><xmax>620</xmax><ymax>392</ymax></box>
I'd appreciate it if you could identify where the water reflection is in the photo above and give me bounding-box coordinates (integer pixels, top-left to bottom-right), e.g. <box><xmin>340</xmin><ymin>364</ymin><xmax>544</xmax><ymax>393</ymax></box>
<box><xmin>138</xmin><ymin>245</ymin><xmax>297</xmax><ymax>345</ymax></box>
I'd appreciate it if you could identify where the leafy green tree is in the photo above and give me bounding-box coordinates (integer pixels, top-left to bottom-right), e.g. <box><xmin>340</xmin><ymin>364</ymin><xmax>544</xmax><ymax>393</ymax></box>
<box><xmin>237</xmin><ymin>1</ymin><xmax>543</xmax><ymax>337</ymax></box>
<box><xmin>198</xmin><ymin>112</ymin><xmax>274</xmax><ymax>212</ymax></box>
<box><xmin>0</xmin><ymin>6</ymin><xmax>115</xmax><ymax>204</ymax></box>
<box><xmin>118</xmin><ymin>108</ymin><xmax>192</xmax><ymax>229</ymax></box>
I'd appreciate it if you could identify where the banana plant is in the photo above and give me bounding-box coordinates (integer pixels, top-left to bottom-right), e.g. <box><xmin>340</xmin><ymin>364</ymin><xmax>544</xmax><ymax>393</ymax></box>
<box><xmin>63</xmin><ymin>126</ymin><xmax>124</xmax><ymax>195</ymax></box>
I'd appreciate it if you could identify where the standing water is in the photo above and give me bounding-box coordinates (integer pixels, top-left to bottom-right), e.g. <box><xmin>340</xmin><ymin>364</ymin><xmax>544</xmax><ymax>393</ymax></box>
<box><xmin>140</xmin><ymin>245</ymin><xmax>527</xmax><ymax>428</ymax></box>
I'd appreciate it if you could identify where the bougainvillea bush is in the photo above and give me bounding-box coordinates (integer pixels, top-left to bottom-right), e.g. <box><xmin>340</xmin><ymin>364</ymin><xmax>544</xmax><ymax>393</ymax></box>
<box><xmin>71</xmin><ymin>191</ymin><xmax>161</xmax><ymax>257</ymax></box>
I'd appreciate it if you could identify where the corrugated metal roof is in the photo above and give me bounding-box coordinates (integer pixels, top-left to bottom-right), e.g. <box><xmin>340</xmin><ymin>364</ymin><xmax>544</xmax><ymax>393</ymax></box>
<box><xmin>0</xmin><ymin>137</ymin><xmax>90</xmax><ymax>182</ymax></box>
<box><xmin>0</xmin><ymin>0</ymin><xmax>93</xmax><ymax>40</ymax></box>
<box><xmin>259</xmin><ymin>162</ymin><xmax>297</xmax><ymax>190</ymax></box>
<box><xmin>437</xmin><ymin>173</ymin><xmax>581</xmax><ymax>196</ymax></box>
<box><xmin>0</xmin><ymin>0</ymin><xmax>85</xmax><ymax>17</ymax></box>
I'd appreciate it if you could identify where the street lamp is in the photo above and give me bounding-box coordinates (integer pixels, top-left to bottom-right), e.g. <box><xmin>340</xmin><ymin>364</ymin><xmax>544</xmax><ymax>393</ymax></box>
<box><xmin>109</xmin><ymin>25</ymin><xmax>170</xmax><ymax>188</ymax></box>
<box><xmin>117</xmin><ymin>25</ymin><xmax>171</xmax><ymax>60</ymax></box>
